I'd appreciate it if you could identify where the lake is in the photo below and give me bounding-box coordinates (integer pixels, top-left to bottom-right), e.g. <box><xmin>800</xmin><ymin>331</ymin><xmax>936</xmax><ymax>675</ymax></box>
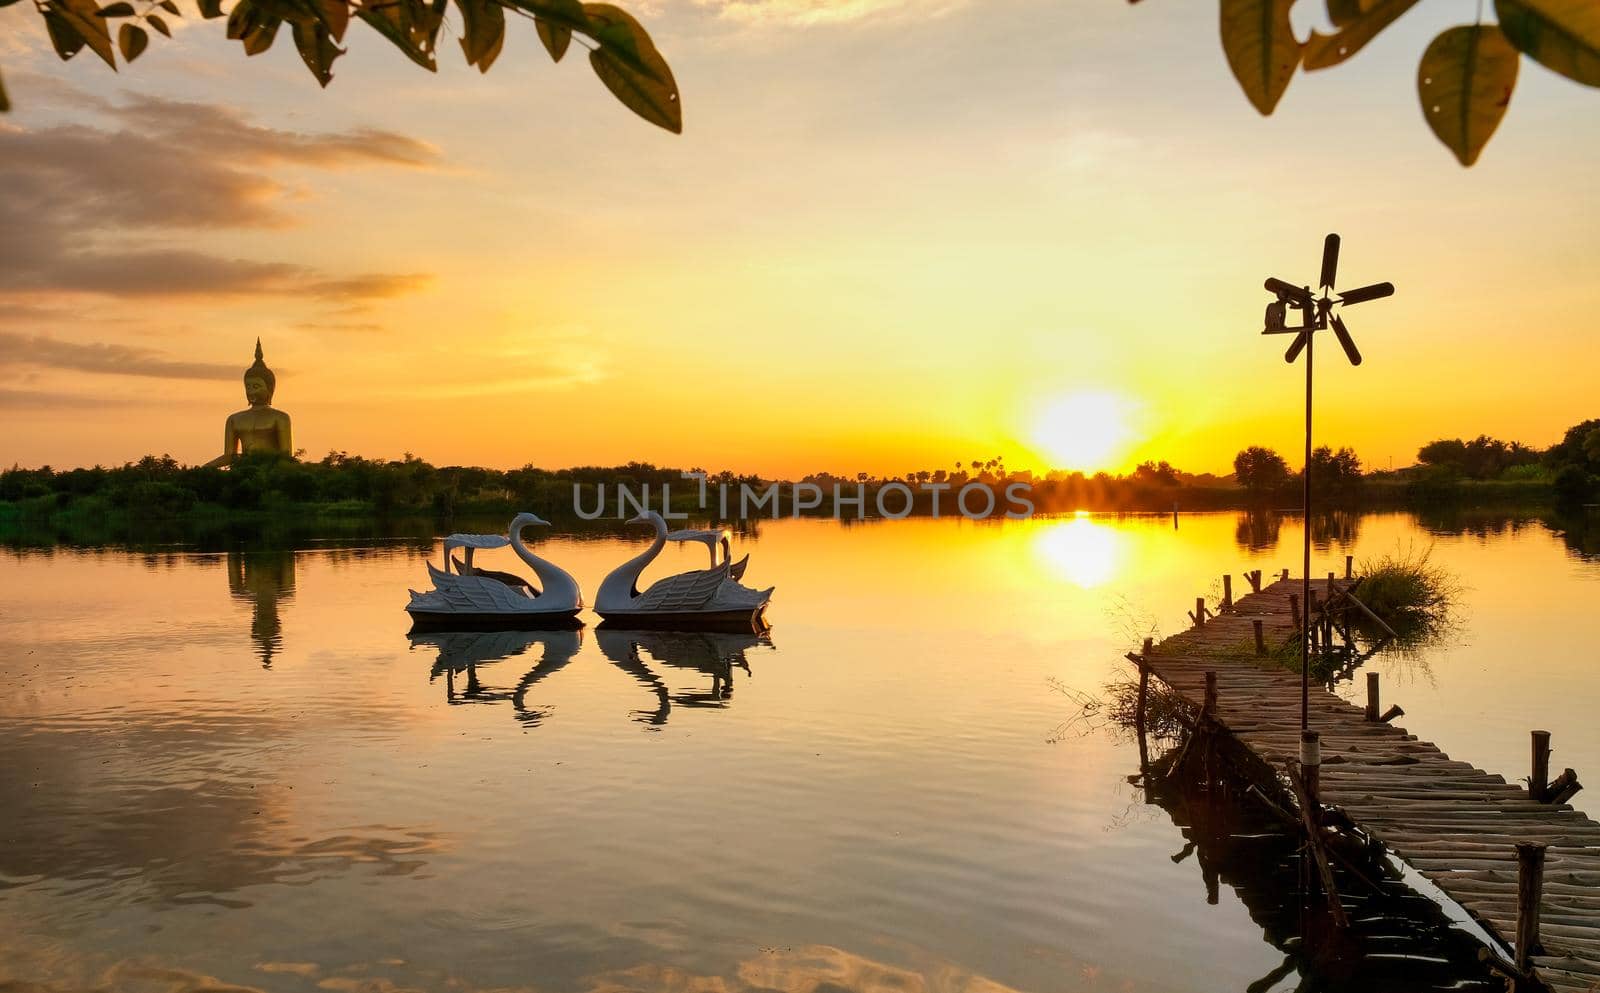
<box><xmin>2</xmin><ymin>510</ymin><xmax>1597</xmax><ymax>993</ymax></box>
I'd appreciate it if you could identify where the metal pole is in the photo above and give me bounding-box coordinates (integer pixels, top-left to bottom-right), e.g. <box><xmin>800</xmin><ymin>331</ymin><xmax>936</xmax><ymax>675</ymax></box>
<box><xmin>1302</xmin><ymin>323</ymin><xmax>1313</xmax><ymax>731</ymax></box>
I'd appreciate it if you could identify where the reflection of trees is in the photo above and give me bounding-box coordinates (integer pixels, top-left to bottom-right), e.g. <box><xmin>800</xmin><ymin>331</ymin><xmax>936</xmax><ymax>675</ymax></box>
<box><xmin>226</xmin><ymin>549</ymin><xmax>295</xmax><ymax>668</ymax></box>
<box><xmin>0</xmin><ymin>717</ymin><xmax>439</xmax><ymax>911</ymax></box>
<box><xmin>1308</xmin><ymin>510</ymin><xmax>1361</xmax><ymax>552</ymax></box>
<box><xmin>1546</xmin><ymin>510</ymin><xmax>1600</xmax><ymax>561</ymax></box>
<box><xmin>1234</xmin><ymin>510</ymin><xmax>1282</xmax><ymax>552</ymax></box>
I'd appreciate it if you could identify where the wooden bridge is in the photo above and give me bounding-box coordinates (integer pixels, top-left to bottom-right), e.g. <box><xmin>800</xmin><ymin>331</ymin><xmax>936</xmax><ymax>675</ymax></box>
<box><xmin>1134</xmin><ymin>570</ymin><xmax>1600</xmax><ymax>993</ymax></box>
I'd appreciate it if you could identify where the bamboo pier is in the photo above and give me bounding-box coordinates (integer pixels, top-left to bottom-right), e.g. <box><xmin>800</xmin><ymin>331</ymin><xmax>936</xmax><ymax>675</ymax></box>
<box><xmin>1135</xmin><ymin>571</ymin><xmax>1599</xmax><ymax>993</ymax></box>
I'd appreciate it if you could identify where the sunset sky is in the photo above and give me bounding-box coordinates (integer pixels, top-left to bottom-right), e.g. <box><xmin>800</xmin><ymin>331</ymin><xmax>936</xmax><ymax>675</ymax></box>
<box><xmin>1</xmin><ymin>0</ymin><xmax>1595</xmax><ymax>477</ymax></box>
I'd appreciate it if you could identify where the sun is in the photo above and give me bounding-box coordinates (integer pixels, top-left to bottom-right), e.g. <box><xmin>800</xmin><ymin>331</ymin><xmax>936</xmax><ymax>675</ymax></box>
<box><xmin>1027</xmin><ymin>391</ymin><xmax>1137</xmax><ymax>472</ymax></box>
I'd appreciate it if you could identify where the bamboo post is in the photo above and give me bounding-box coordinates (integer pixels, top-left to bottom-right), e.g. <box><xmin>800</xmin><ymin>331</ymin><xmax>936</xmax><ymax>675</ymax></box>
<box><xmin>1204</xmin><ymin>670</ymin><xmax>1218</xmax><ymax>717</ymax></box>
<box><xmin>1222</xmin><ymin>574</ymin><xmax>1233</xmax><ymax>609</ymax></box>
<box><xmin>1300</xmin><ymin>729</ymin><xmax>1321</xmax><ymax>805</ymax></box>
<box><xmin>1290</xmin><ymin>594</ymin><xmax>1301</xmax><ymax>629</ymax></box>
<box><xmin>1548</xmin><ymin>768</ymin><xmax>1584</xmax><ymax>805</ymax></box>
<box><xmin>1531</xmin><ymin>730</ymin><xmax>1552</xmax><ymax>802</ymax></box>
<box><xmin>1253</xmin><ymin>620</ymin><xmax>1266</xmax><ymax>656</ymax></box>
<box><xmin>1136</xmin><ymin>637</ymin><xmax>1152</xmax><ymax>726</ymax></box>
<box><xmin>1195</xmin><ymin>596</ymin><xmax>1206</xmax><ymax>628</ymax></box>
<box><xmin>1365</xmin><ymin>672</ymin><xmax>1380</xmax><ymax>722</ymax></box>
<box><xmin>1344</xmin><ymin>554</ymin><xmax>1353</xmax><ymax>580</ymax></box>
<box><xmin>1515</xmin><ymin>842</ymin><xmax>1547</xmax><ymax>972</ymax></box>
<box><xmin>1378</xmin><ymin>704</ymin><xmax>1404</xmax><ymax>723</ymax></box>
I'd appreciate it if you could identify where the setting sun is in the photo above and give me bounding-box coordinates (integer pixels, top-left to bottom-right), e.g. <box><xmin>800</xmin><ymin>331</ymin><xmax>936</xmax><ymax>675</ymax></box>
<box><xmin>1027</xmin><ymin>392</ymin><xmax>1138</xmax><ymax>472</ymax></box>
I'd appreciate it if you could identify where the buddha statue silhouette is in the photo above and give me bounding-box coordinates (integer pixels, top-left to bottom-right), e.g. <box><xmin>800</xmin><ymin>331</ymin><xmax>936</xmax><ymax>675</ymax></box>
<box><xmin>207</xmin><ymin>339</ymin><xmax>293</xmax><ymax>467</ymax></box>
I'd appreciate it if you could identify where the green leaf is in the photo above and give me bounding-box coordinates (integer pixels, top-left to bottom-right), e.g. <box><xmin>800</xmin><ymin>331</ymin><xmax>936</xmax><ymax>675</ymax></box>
<box><xmin>356</xmin><ymin>0</ymin><xmax>439</xmax><ymax>70</ymax></box>
<box><xmin>1326</xmin><ymin>0</ymin><xmax>1364</xmax><ymax>27</ymax></box>
<box><xmin>118</xmin><ymin>21</ymin><xmax>147</xmax><ymax>59</ymax></box>
<box><xmin>43</xmin><ymin>8</ymin><xmax>88</xmax><ymax>60</ymax></box>
<box><xmin>227</xmin><ymin>0</ymin><xmax>283</xmax><ymax>53</ymax></box>
<box><xmin>505</xmin><ymin>0</ymin><xmax>583</xmax><ymax>30</ymax></box>
<box><xmin>1219</xmin><ymin>0</ymin><xmax>1301</xmax><ymax>115</ymax></box>
<box><xmin>317</xmin><ymin>0</ymin><xmax>348</xmax><ymax>40</ymax></box>
<box><xmin>1418</xmin><ymin>24</ymin><xmax>1519</xmax><ymax>166</ymax></box>
<box><xmin>1495</xmin><ymin>0</ymin><xmax>1600</xmax><ymax>87</ymax></box>
<box><xmin>291</xmin><ymin>18</ymin><xmax>344</xmax><ymax>84</ymax></box>
<box><xmin>147</xmin><ymin>12</ymin><xmax>171</xmax><ymax>34</ymax></box>
<box><xmin>535</xmin><ymin>17</ymin><xmax>570</xmax><ymax>61</ymax></box>
<box><xmin>454</xmin><ymin>0</ymin><xmax>504</xmax><ymax>70</ymax></box>
<box><xmin>1304</xmin><ymin>0</ymin><xmax>1418</xmax><ymax>69</ymax></box>
<box><xmin>50</xmin><ymin>0</ymin><xmax>117</xmax><ymax>67</ymax></box>
<box><xmin>583</xmin><ymin>4</ymin><xmax>679</xmax><ymax>132</ymax></box>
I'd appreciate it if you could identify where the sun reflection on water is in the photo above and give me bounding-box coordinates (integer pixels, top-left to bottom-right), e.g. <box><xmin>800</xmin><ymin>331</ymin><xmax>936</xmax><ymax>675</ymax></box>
<box><xmin>1032</xmin><ymin>513</ymin><xmax>1124</xmax><ymax>588</ymax></box>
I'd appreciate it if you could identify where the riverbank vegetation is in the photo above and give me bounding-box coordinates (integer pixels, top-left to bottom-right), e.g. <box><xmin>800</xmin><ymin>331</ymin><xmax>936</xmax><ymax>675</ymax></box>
<box><xmin>3</xmin><ymin>419</ymin><xmax>1595</xmax><ymax>529</ymax></box>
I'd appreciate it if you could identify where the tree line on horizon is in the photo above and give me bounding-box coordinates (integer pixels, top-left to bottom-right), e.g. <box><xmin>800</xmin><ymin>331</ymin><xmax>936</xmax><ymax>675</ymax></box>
<box><xmin>2</xmin><ymin>417</ymin><xmax>1596</xmax><ymax>521</ymax></box>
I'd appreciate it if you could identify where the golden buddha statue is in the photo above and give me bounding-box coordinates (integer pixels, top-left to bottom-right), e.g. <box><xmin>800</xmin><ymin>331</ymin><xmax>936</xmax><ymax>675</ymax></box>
<box><xmin>207</xmin><ymin>340</ymin><xmax>293</xmax><ymax>467</ymax></box>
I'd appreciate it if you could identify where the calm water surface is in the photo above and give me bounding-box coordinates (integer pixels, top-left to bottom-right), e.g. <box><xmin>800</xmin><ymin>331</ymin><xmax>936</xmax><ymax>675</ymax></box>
<box><xmin>2</xmin><ymin>512</ymin><xmax>1597</xmax><ymax>993</ymax></box>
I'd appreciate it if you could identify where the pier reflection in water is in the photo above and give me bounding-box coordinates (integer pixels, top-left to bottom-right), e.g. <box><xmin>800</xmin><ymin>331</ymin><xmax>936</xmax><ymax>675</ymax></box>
<box><xmin>1133</xmin><ymin>739</ymin><xmax>1503</xmax><ymax>993</ymax></box>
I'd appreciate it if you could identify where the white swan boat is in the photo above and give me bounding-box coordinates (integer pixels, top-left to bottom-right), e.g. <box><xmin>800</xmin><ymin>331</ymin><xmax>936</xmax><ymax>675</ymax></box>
<box><xmin>666</xmin><ymin>527</ymin><xmax>749</xmax><ymax>581</ymax></box>
<box><xmin>405</xmin><ymin>513</ymin><xmax>583</xmax><ymax>630</ymax></box>
<box><xmin>595</xmin><ymin>512</ymin><xmax>773</xmax><ymax>630</ymax></box>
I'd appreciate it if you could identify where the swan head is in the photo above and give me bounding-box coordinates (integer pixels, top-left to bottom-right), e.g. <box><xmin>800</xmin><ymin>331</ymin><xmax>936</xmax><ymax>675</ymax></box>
<box><xmin>512</xmin><ymin>512</ymin><xmax>551</xmax><ymax>529</ymax></box>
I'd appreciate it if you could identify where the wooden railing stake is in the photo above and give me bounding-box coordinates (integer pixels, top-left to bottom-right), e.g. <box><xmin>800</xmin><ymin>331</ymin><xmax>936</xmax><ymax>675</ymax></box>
<box><xmin>1531</xmin><ymin>730</ymin><xmax>1551</xmax><ymax>802</ymax></box>
<box><xmin>1366</xmin><ymin>672</ymin><xmax>1380</xmax><ymax>722</ymax></box>
<box><xmin>1253</xmin><ymin>620</ymin><xmax>1266</xmax><ymax>656</ymax></box>
<box><xmin>1290</xmin><ymin>594</ymin><xmax>1301</xmax><ymax>629</ymax></box>
<box><xmin>1195</xmin><ymin>596</ymin><xmax>1206</xmax><ymax>628</ymax></box>
<box><xmin>1203</xmin><ymin>671</ymin><xmax>1218</xmax><ymax>718</ymax></box>
<box><xmin>1547</xmin><ymin>768</ymin><xmax>1584</xmax><ymax>805</ymax></box>
<box><xmin>1222</xmin><ymin>574</ymin><xmax>1233</xmax><ymax>609</ymax></box>
<box><xmin>1344</xmin><ymin>554</ymin><xmax>1353</xmax><ymax>580</ymax></box>
<box><xmin>1515</xmin><ymin>842</ymin><xmax>1547</xmax><ymax>972</ymax></box>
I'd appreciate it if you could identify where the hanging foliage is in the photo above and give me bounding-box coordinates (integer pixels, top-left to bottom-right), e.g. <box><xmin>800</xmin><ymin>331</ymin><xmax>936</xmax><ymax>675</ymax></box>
<box><xmin>1136</xmin><ymin>0</ymin><xmax>1599</xmax><ymax>165</ymax></box>
<box><xmin>7</xmin><ymin>0</ymin><xmax>682</xmax><ymax>133</ymax></box>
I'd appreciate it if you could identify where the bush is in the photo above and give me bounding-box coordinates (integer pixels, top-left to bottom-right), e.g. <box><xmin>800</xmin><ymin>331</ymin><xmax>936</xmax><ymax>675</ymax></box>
<box><xmin>1357</xmin><ymin>544</ymin><xmax>1460</xmax><ymax>647</ymax></box>
<box><xmin>1553</xmin><ymin>465</ymin><xmax>1596</xmax><ymax>507</ymax></box>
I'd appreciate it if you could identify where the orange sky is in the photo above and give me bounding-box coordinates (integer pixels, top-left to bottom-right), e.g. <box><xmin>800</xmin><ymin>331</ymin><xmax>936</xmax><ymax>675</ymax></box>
<box><xmin>0</xmin><ymin>0</ymin><xmax>1595</xmax><ymax>477</ymax></box>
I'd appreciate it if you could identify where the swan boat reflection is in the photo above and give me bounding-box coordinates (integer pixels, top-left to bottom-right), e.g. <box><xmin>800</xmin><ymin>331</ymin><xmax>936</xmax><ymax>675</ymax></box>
<box><xmin>596</xmin><ymin>627</ymin><xmax>771</xmax><ymax>726</ymax></box>
<box><xmin>408</xmin><ymin>626</ymin><xmax>771</xmax><ymax>729</ymax></box>
<box><xmin>411</xmin><ymin>628</ymin><xmax>582</xmax><ymax>727</ymax></box>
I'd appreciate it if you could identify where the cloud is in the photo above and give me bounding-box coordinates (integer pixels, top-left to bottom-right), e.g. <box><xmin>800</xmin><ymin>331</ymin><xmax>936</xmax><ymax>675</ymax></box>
<box><xmin>0</xmin><ymin>91</ymin><xmax>440</xmax><ymax>301</ymax></box>
<box><xmin>0</xmin><ymin>388</ymin><xmax>124</xmax><ymax>410</ymax></box>
<box><xmin>692</xmin><ymin>0</ymin><xmax>962</xmax><ymax>25</ymax></box>
<box><xmin>0</xmin><ymin>331</ymin><xmax>239</xmax><ymax>380</ymax></box>
<box><xmin>292</xmin><ymin>320</ymin><xmax>387</xmax><ymax>333</ymax></box>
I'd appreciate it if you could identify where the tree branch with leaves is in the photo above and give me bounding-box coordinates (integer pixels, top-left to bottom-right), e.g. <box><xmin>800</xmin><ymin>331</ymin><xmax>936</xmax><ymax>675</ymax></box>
<box><xmin>1147</xmin><ymin>0</ymin><xmax>1599</xmax><ymax>165</ymax></box>
<box><xmin>1</xmin><ymin>0</ymin><xmax>681</xmax><ymax>132</ymax></box>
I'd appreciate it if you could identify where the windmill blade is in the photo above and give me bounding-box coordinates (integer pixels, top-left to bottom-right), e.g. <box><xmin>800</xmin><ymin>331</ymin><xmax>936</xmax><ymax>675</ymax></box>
<box><xmin>1320</xmin><ymin>234</ymin><xmax>1341</xmax><ymax>289</ymax></box>
<box><xmin>1264</xmin><ymin>277</ymin><xmax>1312</xmax><ymax>303</ymax></box>
<box><xmin>1338</xmin><ymin>281</ymin><xmax>1394</xmax><ymax>306</ymax></box>
<box><xmin>1331</xmin><ymin>313</ymin><xmax>1363</xmax><ymax>366</ymax></box>
<box><xmin>1284</xmin><ymin>331</ymin><xmax>1309</xmax><ymax>364</ymax></box>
